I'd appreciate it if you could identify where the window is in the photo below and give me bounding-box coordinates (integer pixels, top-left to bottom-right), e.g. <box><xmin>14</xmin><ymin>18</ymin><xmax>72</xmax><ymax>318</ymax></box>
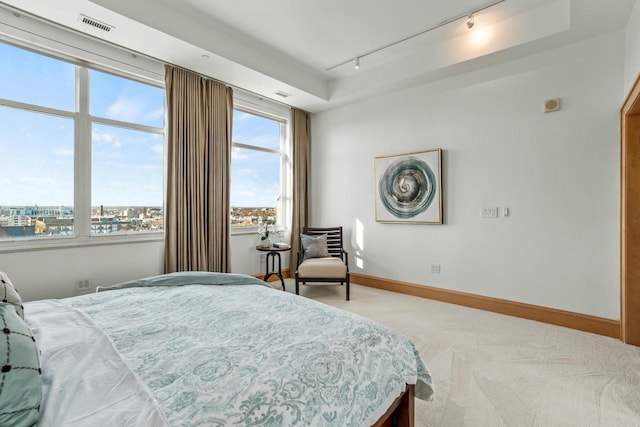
<box><xmin>0</xmin><ymin>41</ymin><xmax>165</xmax><ymax>242</ymax></box>
<box><xmin>89</xmin><ymin>70</ymin><xmax>164</xmax><ymax>235</ymax></box>
<box><xmin>230</xmin><ymin>104</ymin><xmax>289</xmax><ymax>231</ymax></box>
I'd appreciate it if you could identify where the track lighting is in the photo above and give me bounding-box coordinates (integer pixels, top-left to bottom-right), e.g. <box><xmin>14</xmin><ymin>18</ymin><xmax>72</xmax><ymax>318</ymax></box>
<box><xmin>466</xmin><ymin>14</ymin><xmax>475</xmax><ymax>29</ymax></box>
<box><xmin>467</xmin><ymin>15</ymin><xmax>475</xmax><ymax>29</ymax></box>
<box><xmin>325</xmin><ymin>0</ymin><xmax>504</xmax><ymax>71</ymax></box>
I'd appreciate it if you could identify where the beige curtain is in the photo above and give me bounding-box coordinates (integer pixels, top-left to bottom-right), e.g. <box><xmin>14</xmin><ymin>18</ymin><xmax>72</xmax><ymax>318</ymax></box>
<box><xmin>290</xmin><ymin>108</ymin><xmax>311</xmax><ymax>269</ymax></box>
<box><xmin>164</xmin><ymin>65</ymin><xmax>233</xmax><ymax>273</ymax></box>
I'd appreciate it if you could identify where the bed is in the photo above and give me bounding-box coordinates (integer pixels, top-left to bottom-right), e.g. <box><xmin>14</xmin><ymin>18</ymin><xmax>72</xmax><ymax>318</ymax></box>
<box><xmin>5</xmin><ymin>271</ymin><xmax>433</xmax><ymax>426</ymax></box>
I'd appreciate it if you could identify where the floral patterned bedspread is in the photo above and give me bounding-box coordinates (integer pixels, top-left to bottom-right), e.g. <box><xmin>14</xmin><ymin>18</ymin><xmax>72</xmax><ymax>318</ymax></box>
<box><xmin>65</xmin><ymin>275</ymin><xmax>434</xmax><ymax>426</ymax></box>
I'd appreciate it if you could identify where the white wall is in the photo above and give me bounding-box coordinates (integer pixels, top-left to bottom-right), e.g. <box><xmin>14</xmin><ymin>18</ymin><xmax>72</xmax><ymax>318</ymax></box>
<box><xmin>311</xmin><ymin>31</ymin><xmax>625</xmax><ymax>320</ymax></box>
<box><xmin>0</xmin><ymin>233</ymin><xmax>290</xmax><ymax>302</ymax></box>
<box><xmin>0</xmin><ymin>241</ymin><xmax>164</xmax><ymax>302</ymax></box>
<box><xmin>625</xmin><ymin>0</ymin><xmax>640</xmax><ymax>94</ymax></box>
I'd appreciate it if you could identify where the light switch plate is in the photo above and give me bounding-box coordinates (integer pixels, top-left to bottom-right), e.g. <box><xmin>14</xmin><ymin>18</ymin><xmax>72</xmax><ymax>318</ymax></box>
<box><xmin>481</xmin><ymin>207</ymin><xmax>498</xmax><ymax>218</ymax></box>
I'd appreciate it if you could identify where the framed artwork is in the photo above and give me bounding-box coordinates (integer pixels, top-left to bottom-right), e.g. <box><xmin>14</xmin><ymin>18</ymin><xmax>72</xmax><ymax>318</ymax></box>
<box><xmin>374</xmin><ymin>148</ymin><xmax>442</xmax><ymax>224</ymax></box>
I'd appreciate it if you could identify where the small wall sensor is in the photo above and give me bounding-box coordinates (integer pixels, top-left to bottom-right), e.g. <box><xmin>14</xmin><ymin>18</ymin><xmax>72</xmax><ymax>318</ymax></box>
<box><xmin>544</xmin><ymin>98</ymin><xmax>560</xmax><ymax>113</ymax></box>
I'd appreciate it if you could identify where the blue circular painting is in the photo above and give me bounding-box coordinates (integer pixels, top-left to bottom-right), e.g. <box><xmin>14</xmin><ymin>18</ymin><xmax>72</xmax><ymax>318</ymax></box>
<box><xmin>379</xmin><ymin>156</ymin><xmax>436</xmax><ymax>218</ymax></box>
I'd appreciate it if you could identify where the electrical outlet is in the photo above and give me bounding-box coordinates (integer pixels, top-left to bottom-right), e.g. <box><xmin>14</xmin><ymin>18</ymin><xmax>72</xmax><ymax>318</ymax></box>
<box><xmin>431</xmin><ymin>264</ymin><xmax>441</xmax><ymax>274</ymax></box>
<box><xmin>75</xmin><ymin>279</ymin><xmax>91</xmax><ymax>293</ymax></box>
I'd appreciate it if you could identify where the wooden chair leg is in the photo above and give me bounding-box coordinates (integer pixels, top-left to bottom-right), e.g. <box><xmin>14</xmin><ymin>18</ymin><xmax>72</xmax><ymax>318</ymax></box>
<box><xmin>346</xmin><ymin>279</ymin><xmax>350</xmax><ymax>301</ymax></box>
<box><xmin>295</xmin><ymin>276</ymin><xmax>300</xmax><ymax>295</ymax></box>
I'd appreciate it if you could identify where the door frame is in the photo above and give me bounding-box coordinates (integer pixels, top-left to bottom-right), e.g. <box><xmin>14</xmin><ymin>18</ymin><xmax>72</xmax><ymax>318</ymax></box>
<box><xmin>621</xmin><ymin>73</ymin><xmax>640</xmax><ymax>345</ymax></box>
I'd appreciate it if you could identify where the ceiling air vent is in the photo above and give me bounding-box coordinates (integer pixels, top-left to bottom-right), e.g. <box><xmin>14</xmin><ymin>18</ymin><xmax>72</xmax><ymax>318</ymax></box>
<box><xmin>78</xmin><ymin>14</ymin><xmax>115</xmax><ymax>33</ymax></box>
<box><xmin>274</xmin><ymin>91</ymin><xmax>291</xmax><ymax>98</ymax></box>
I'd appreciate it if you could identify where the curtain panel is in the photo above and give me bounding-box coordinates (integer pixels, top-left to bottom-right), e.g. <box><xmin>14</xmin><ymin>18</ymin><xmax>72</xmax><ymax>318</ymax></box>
<box><xmin>290</xmin><ymin>108</ymin><xmax>311</xmax><ymax>269</ymax></box>
<box><xmin>164</xmin><ymin>65</ymin><xmax>233</xmax><ymax>273</ymax></box>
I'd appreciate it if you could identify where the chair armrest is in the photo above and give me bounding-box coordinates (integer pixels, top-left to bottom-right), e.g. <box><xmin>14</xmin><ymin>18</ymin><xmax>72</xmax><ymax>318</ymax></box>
<box><xmin>296</xmin><ymin>250</ymin><xmax>304</xmax><ymax>269</ymax></box>
<box><xmin>341</xmin><ymin>249</ymin><xmax>349</xmax><ymax>269</ymax></box>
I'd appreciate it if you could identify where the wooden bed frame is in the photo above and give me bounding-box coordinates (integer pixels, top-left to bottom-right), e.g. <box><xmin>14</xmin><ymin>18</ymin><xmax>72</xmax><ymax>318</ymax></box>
<box><xmin>373</xmin><ymin>384</ymin><xmax>415</xmax><ymax>427</ymax></box>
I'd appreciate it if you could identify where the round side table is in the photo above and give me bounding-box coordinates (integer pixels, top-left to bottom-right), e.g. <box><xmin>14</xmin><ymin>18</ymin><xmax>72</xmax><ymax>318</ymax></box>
<box><xmin>256</xmin><ymin>245</ymin><xmax>291</xmax><ymax>291</ymax></box>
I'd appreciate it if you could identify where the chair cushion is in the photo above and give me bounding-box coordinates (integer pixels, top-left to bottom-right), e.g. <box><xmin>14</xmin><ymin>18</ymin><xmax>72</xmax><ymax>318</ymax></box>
<box><xmin>301</xmin><ymin>234</ymin><xmax>330</xmax><ymax>259</ymax></box>
<box><xmin>298</xmin><ymin>257</ymin><xmax>347</xmax><ymax>278</ymax></box>
<box><xmin>0</xmin><ymin>272</ymin><xmax>24</xmax><ymax>319</ymax></box>
<box><xmin>0</xmin><ymin>303</ymin><xmax>42</xmax><ymax>427</ymax></box>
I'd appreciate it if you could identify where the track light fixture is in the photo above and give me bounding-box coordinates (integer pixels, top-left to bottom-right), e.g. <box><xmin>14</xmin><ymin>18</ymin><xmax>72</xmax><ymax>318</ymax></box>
<box><xmin>325</xmin><ymin>0</ymin><xmax>505</xmax><ymax>71</ymax></box>
<box><xmin>466</xmin><ymin>14</ymin><xmax>475</xmax><ymax>29</ymax></box>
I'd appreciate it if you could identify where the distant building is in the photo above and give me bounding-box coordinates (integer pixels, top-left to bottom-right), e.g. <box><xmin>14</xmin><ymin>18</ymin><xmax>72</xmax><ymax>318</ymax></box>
<box><xmin>0</xmin><ymin>225</ymin><xmax>36</xmax><ymax>238</ymax></box>
<box><xmin>6</xmin><ymin>215</ymin><xmax>31</xmax><ymax>226</ymax></box>
<box><xmin>9</xmin><ymin>206</ymin><xmax>73</xmax><ymax>217</ymax></box>
<box><xmin>40</xmin><ymin>217</ymin><xmax>74</xmax><ymax>236</ymax></box>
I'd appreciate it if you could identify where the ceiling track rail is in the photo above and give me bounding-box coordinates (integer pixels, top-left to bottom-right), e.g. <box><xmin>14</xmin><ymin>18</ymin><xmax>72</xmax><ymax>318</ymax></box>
<box><xmin>325</xmin><ymin>0</ymin><xmax>506</xmax><ymax>71</ymax></box>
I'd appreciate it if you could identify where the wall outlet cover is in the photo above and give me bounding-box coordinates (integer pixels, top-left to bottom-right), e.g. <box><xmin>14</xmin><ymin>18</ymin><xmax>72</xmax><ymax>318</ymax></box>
<box><xmin>75</xmin><ymin>279</ymin><xmax>91</xmax><ymax>293</ymax></box>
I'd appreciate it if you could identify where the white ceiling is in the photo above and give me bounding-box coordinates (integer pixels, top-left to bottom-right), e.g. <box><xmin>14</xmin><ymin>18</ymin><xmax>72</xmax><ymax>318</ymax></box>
<box><xmin>0</xmin><ymin>0</ymin><xmax>635</xmax><ymax>112</ymax></box>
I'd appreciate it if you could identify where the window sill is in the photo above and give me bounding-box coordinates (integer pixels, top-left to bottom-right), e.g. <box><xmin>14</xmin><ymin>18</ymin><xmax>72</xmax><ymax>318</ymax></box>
<box><xmin>230</xmin><ymin>226</ymin><xmax>289</xmax><ymax>237</ymax></box>
<box><xmin>0</xmin><ymin>233</ymin><xmax>164</xmax><ymax>254</ymax></box>
<box><xmin>231</xmin><ymin>226</ymin><xmax>259</xmax><ymax>236</ymax></box>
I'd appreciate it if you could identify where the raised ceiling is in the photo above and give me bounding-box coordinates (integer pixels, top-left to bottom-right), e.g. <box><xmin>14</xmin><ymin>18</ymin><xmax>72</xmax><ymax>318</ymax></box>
<box><xmin>0</xmin><ymin>0</ymin><xmax>635</xmax><ymax>112</ymax></box>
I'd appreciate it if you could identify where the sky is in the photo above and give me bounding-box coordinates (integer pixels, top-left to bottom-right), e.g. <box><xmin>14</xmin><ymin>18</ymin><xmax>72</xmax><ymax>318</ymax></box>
<box><xmin>0</xmin><ymin>41</ymin><xmax>281</xmax><ymax>209</ymax></box>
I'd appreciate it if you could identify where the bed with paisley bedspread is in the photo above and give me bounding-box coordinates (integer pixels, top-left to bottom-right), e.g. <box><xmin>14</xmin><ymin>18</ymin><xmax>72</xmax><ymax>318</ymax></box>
<box><xmin>24</xmin><ymin>272</ymin><xmax>434</xmax><ymax>426</ymax></box>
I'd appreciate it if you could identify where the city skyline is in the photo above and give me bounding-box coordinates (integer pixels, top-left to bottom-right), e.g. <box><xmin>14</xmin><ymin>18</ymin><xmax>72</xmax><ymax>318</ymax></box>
<box><xmin>0</xmin><ymin>204</ymin><xmax>273</xmax><ymax>238</ymax></box>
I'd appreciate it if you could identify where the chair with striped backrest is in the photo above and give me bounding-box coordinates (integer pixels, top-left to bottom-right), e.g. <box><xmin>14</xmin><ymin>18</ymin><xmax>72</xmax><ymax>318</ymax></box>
<box><xmin>295</xmin><ymin>226</ymin><xmax>350</xmax><ymax>301</ymax></box>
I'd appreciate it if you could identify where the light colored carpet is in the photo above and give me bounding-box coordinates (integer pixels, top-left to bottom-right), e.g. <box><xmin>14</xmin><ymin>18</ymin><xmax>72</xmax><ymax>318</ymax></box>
<box><xmin>284</xmin><ymin>280</ymin><xmax>640</xmax><ymax>427</ymax></box>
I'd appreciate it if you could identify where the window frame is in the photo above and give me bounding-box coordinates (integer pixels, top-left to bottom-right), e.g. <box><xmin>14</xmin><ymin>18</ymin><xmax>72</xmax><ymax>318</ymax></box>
<box><xmin>231</xmin><ymin>94</ymin><xmax>291</xmax><ymax>236</ymax></box>
<box><xmin>0</xmin><ymin>39</ymin><xmax>166</xmax><ymax>252</ymax></box>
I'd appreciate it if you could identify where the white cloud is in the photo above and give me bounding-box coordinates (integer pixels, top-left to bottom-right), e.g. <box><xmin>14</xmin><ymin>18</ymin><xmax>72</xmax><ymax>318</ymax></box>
<box><xmin>230</xmin><ymin>180</ymin><xmax>279</xmax><ymax>207</ymax></box>
<box><xmin>16</xmin><ymin>176</ymin><xmax>56</xmax><ymax>185</ymax></box>
<box><xmin>92</xmin><ymin>129</ymin><xmax>121</xmax><ymax>149</ymax></box>
<box><xmin>109</xmin><ymin>181</ymin><xmax>129</xmax><ymax>189</ymax></box>
<box><xmin>234</xmin><ymin>112</ymin><xmax>252</xmax><ymax>123</ymax></box>
<box><xmin>239</xmin><ymin>168</ymin><xmax>259</xmax><ymax>179</ymax></box>
<box><xmin>106</xmin><ymin>96</ymin><xmax>144</xmax><ymax>123</ymax></box>
<box><xmin>134</xmin><ymin>165</ymin><xmax>161</xmax><ymax>171</ymax></box>
<box><xmin>151</xmin><ymin>143</ymin><xmax>164</xmax><ymax>154</ymax></box>
<box><xmin>92</xmin><ymin>129</ymin><xmax>114</xmax><ymax>142</ymax></box>
<box><xmin>54</xmin><ymin>148</ymin><xmax>73</xmax><ymax>156</ymax></box>
<box><xmin>143</xmin><ymin>108</ymin><xmax>164</xmax><ymax>124</ymax></box>
<box><xmin>232</xmin><ymin>148</ymin><xmax>248</xmax><ymax>160</ymax></box>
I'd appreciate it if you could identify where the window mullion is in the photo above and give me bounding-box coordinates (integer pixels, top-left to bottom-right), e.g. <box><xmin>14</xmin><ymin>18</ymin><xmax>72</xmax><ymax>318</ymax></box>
<box><xmin>75</xmin><ymin>66</ymin><xmax>91</xmax><ymax>238</ymax></box>
<box><xmin>232</xmin><ymin>142</ymin><xmax>281</xmax><ymax>155</ymax></box>
<box><xmin>91</xmin><ymin>115</ymin><xmax>164</xmax><ymax>135</ymax></box>
<box><xmin>0</xmin><ymin>98</ymin><xmax>76</xmax><ymax>119</ymax></box>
